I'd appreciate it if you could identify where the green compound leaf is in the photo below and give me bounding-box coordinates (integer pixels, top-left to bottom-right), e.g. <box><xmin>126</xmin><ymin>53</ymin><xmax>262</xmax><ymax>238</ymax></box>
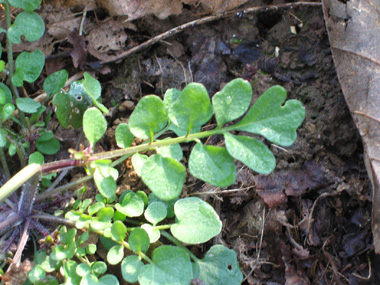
<box><xmin>128</xmin><ymin>228</ymin><xmax>150</xmax><ymax>254</ymax></box>
<box><xmin>168</xmin><ymin>123</ymin><xmax>201</xmax><ymax>137</ymax></box>
<box><xmin>0</xmin><ymin>83</ymin><xmax>12</xmax><ymax>104</ymax></box>
<box><xmin>16</xmin><ymin>97</ymin><xmax>41</xmax><ymax>114</ymax></box>
<box><xmin>98</xmin><ymin>274</ymin><xmax>119</xmax><ymax>285</ymax></box>
<box><xmin>1</xmin><ymin>103</ymin><xmax>15</xmax><ymax>122</ymax></box>
<box><xmin>62</xmin><ymin>260</ymin><xmax>81</xmax><ymax>285</ymax></box>
<box><xmin>189</xmin><ymin>142</ymin><xmax>236</xmax><ymax>187</ymax></box>
<box><xmin>121</xmin><ymin>255</ymin><xmax>144</xmax><ymax>283</ymax></box>
<box><xmin>138</xmin><ymin>246</ymin><xmax>193</xmax><ymax>285</ymax></box>
<box><xmin>111</xmin><ymin>220</ymin><xmax>127</xmax><ymax>242</ymax></box>
<box><xmin>8</xmin><ymin>0</ymin><xmax>41</xmax><ymax>11</ymax></box>
<box><xmin>144</xmin><ymin>201</ymin><xmax>167</xmax><ymax>225</ymax></box>
<box><xmin>29</xmin><ymin>151</ymin><xmax>44</xmax><ymax>165</ymax></box>
<box><xmin>115</xmin><ymin>192</ymin><xmax>144</xmax><ymax>217</ymax></box>
<box><xmin>76</xmin><ymin>214</ymin><xmax>91</xmax><ymax>229</ymax></box>
<box><xmin>52</xmin><ymin>81</ymin><xmax>92</xmax><ymax>129</ymax></box>
<box><xmin>114</xmin><ymin>211</ymin><xmax>126</xmax><ymax>223</ymax></box>
<box><xmin>83</xmin><ymin>107</ymin><xmax>107</xmax><ymax>144</ymax></box>
<box><xmin>194</xmin><ymin>245</ymin><xmax>243</xmax><ymax>284</ymax></box>
<box><xmin>164</xmin><ymin>88</ymin><xmax>197</xmax><ymax>136</ymax></box>
<box><xmin>141</xmin><ymin>224</ymin><xmax>160</xmax><ymax>243</ymax></box>
<box><xmin>0</xmin><ymin>129</ymin><xmax>6</xmax><ymax>148</ymax></box>
<box><xmin>234</xmin><ymin>85</ymin><xmax>305</xmax><ymax>146</ymax></box>
<box><xmin>76</xmin><ymin>263</ymin><xmax>91</xmax><ymax>277</ymax></box>
<box><xmin>115</xmin><ymin>123</ymin><xmax>134</xmax><ymax>148</ymax></box>
<box><xmin>129</xmin><ymin>95</ymin><xmax>167</xmax><ymax>141</ymax></box>
<box><xmin>43</xmin><ymin>69</ymin><xmax>68</xmax><ymax>99</ymax></box>
<box><xmin>51</xmin><ymin>228</ymin><xmax>76</xmax><ymax>261</ymax></box>
<box><xmin>224</xmin><ymin>133</ymin><xmax>276</xmax><ymax>175</ymax></box>
<box><xmin>212</xmin><ymin>78</ymin><xmax>252</xmax><ymax>127</ymax></box>
<box><xmin>36</xmin><ymin>136</ymin><xmax>60</xmax><ymax>155</ymax></box>
<box><xmin>137</xmin><ymin>190</ymin><xmax>149</xmax><ymax>207</ymax></box>
<box><xmin>171</xmin><ymin>197</ymin><xmax>222</xmax><ymax>244</ymax></box>
<box><xmin>80</xmin><ymin>274</ymin><xmax>98</xmax><ymax>284</ymax></box>
<box><xmin>82</xmin><ymin>72</ymin><xmax>108</xmax><ymax>113</ymax></box>
<box><xmin>12</xmin><ymin>50</ymin><xmax>45</xmax><ymax>87</ymax></box>
<box><xmin>28</xmin><ymin>265</ymin><xmax>45</xmax><ymax>283</ymax></box>
<box><xmin>149</xmin><ymin>193</ymin><xmax>177</xmax><ymax>219</ymax></box>
<box><xmin>90</xmin><ymin>207</ymin><xmax>114</xmax><ymax>231</ymax></box>
<box><xmin>131</xmin><ymin>153</ymin><xmax>148</xmax><ymax>176</ymax></box>
<box><xmin>107</xmin><ymin>245</ymin><xmax>124</xmax><ymax>265</ymax></box>
<box><xmin>7</xmin><ymin>11</ymin><xmax>44</xmax><ymax>44</ymax></box>
<box><xmin>163</xmin><ymin>87</ymin><xmax>181</xmax><ymax>108</ymax></box>
<box><xmin>35</xmin><ymin>130</ymin><xmax>53</xmax><ymax>141</ymax></box>
<box><xmin>156</xmin><ymin>141</ymin><xmax>183</xmax><ymax>161</ymax></box>
<box><xmin>86</xmin><ymin>244</ymin><xmax>97</xmax><ymax>255</ymax></box>
<box><xmin>168</xmin><ymin>83</ymin><xmax>213</xmax><ymax>133</ymax></box>
<box><xmin>83</xmin><ymin>72</ymin><xmax>101</xmax><ymax>101</ymax></box>
<box><xmin>141</xmin><ymin>154</ymin><xmax>186</xmax><ymax>201</ymax></box>
<box><xmin>0</xmin><ymin>91</ymin><xmax>6</xmax><ymax>105</ymax></box>
<box><xmin>88</xmin><ymin>202</ymin><xmax>105</xmax><ymax>216</ymax></box>
<box><xmin>92</xmin><ymin>261</ymin><xmax>107</xmax><ymax>275</ymax></box>
<box><xmin>34</xmin><ymin>250</ymin><xmax>60</xmax><ymax>273</ymax></box>
<box><xmin>78</xmin><ymin>231</ymin><xmax>89</xmax><ymax>245</ymax></box>
<box><xmin>93</xmin><ymin>167</ymin><xmax>118</xmax><ymax>199</ymax></box>
<box><xmin>8</xmin><ymin>143</ymin><xmax>16</xmax><ymax>156</ymax></box>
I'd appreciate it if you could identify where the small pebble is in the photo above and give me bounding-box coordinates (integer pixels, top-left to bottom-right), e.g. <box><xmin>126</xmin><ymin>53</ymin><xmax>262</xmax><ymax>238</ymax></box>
<box><xmin>119</xmin><ymin>100</ymin><xmax>135</xmax><ymax>112</ymax></box>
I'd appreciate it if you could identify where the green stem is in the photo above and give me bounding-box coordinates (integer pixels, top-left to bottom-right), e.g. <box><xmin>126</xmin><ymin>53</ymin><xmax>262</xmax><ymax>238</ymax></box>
<box><xmin>3</xmin><ymin>0</ymin><xmax>27</xmax><ymax>128</ymax></box>
<box><xmin>123</xmin><ymin>217</ymin><xmax>143</xmax><ymax>227</ymax></box>
<box><xmin>1</xmin><ymin>125</ymin><xmax>236</xmax><ymax>204</ymax></box>
<box><xmin>0</xmin><ymin>163</ymin><xmax>41</xmax><ymax>203</ymax></box>
<box><xmin>0</xmin><ymin>126</ymin><xmax>235</xmax><ymax>203</ymax></box>
<box><xmin>35</xmin><ymin>174</ymin><xmax>92</xmax><ymax>202</ymax></box>
<box><xmin>35</xmin><ymin>155</ymin><xmax>131</xmax><ymax>202</ymax></box>
<box><xmin>152</xmin><ymin>225</ymin><xmax>171</xmax><ymax>230</ymax></box>
<box><xmin>41</xmin><ymin>126</ymin><xmax>233</xmax><ymax>173</ymax></box>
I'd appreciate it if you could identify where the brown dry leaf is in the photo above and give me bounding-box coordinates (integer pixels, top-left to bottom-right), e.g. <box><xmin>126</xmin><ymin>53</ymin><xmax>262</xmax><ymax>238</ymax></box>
<box><xmin>322</xmin><ymin>0</ymin><xmax>380</xmax><ymax>253</ymax></box>
<box><xmin>86</xmin><ymin>20</ymin><xmax>136</xmax><ymax>52</ymax></box>
<box><xmin>254</xmin><ymin>161</ymin><xmax>331</xmax><ymax>208</ymax></box>
<box><xmin>98</xmin><ymin>0</ymin><xmax>249</xmax><ymax>20</ymax></box>
<box><xmin>68</xmin><ymin>29</ymin><xmax>87</xmax><ymax>68</ymax></box>
<box><xmin>44</xmin><ymin>4</ymin><xmax>81</xmax><ymax>40</ymax></box>
<box><xmin>2</xmin><ymin>259</ymin><xmax>33</xmax><ymax>285</ymax></box>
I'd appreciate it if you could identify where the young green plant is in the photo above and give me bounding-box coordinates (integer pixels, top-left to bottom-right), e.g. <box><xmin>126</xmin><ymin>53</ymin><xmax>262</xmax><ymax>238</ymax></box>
<box><xmin>2</xmin><ymin>76</ymin><xmax>305</xmax><ymax>284</ymax></box>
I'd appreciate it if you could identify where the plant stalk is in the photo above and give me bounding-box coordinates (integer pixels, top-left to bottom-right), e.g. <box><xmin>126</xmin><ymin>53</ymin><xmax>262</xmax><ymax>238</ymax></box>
<box><xmin>1</xmin><ymin>125</ymin><xmax>236</xmax><ymax>204</ymax></box>
<box><xmin>0</xmin><ymin>148</ymin><xmax>10</xmax><ymax>180</ymax></box>
<box><xmin>41</xmin><ymin>126</ymin><xmax>234</xmax><ymax>173</ymax></box>
<box><xmin>3</xmin><ymin>0</ymin><xmax>27</xmax><ymax>128</ymax></box>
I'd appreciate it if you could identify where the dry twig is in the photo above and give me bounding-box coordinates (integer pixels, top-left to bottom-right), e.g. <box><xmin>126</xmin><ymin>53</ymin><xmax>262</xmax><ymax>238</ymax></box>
<box><xmin>99</xmin><ymin>2</ymin><xmax>322</xmax><ymax>65</ymax></box>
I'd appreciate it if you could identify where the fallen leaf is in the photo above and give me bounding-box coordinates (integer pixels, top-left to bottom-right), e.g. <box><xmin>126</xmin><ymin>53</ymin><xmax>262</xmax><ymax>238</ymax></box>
<box><xmin>255</xmin><ymin>161</ymin><xmax>331</xmax><ymax>208</ymax></box>
<box><xmin>322</xmin><ymin>0</ymin><xmax>380</xmax><ymax>253</ymax></box>
<box><xmin>68</xmin><ymin>28</ymin><xmax>87</xmax><ymax>68</ymax></box>
<box><xmin>86</xmin><ymin>19</ymin><xmax>134</xmax><ymax>52</ymax></box>
<box><xmin>98</xmin><ymin>0</ymin><xmax>250</xmax><ymax>20</ymax></box>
